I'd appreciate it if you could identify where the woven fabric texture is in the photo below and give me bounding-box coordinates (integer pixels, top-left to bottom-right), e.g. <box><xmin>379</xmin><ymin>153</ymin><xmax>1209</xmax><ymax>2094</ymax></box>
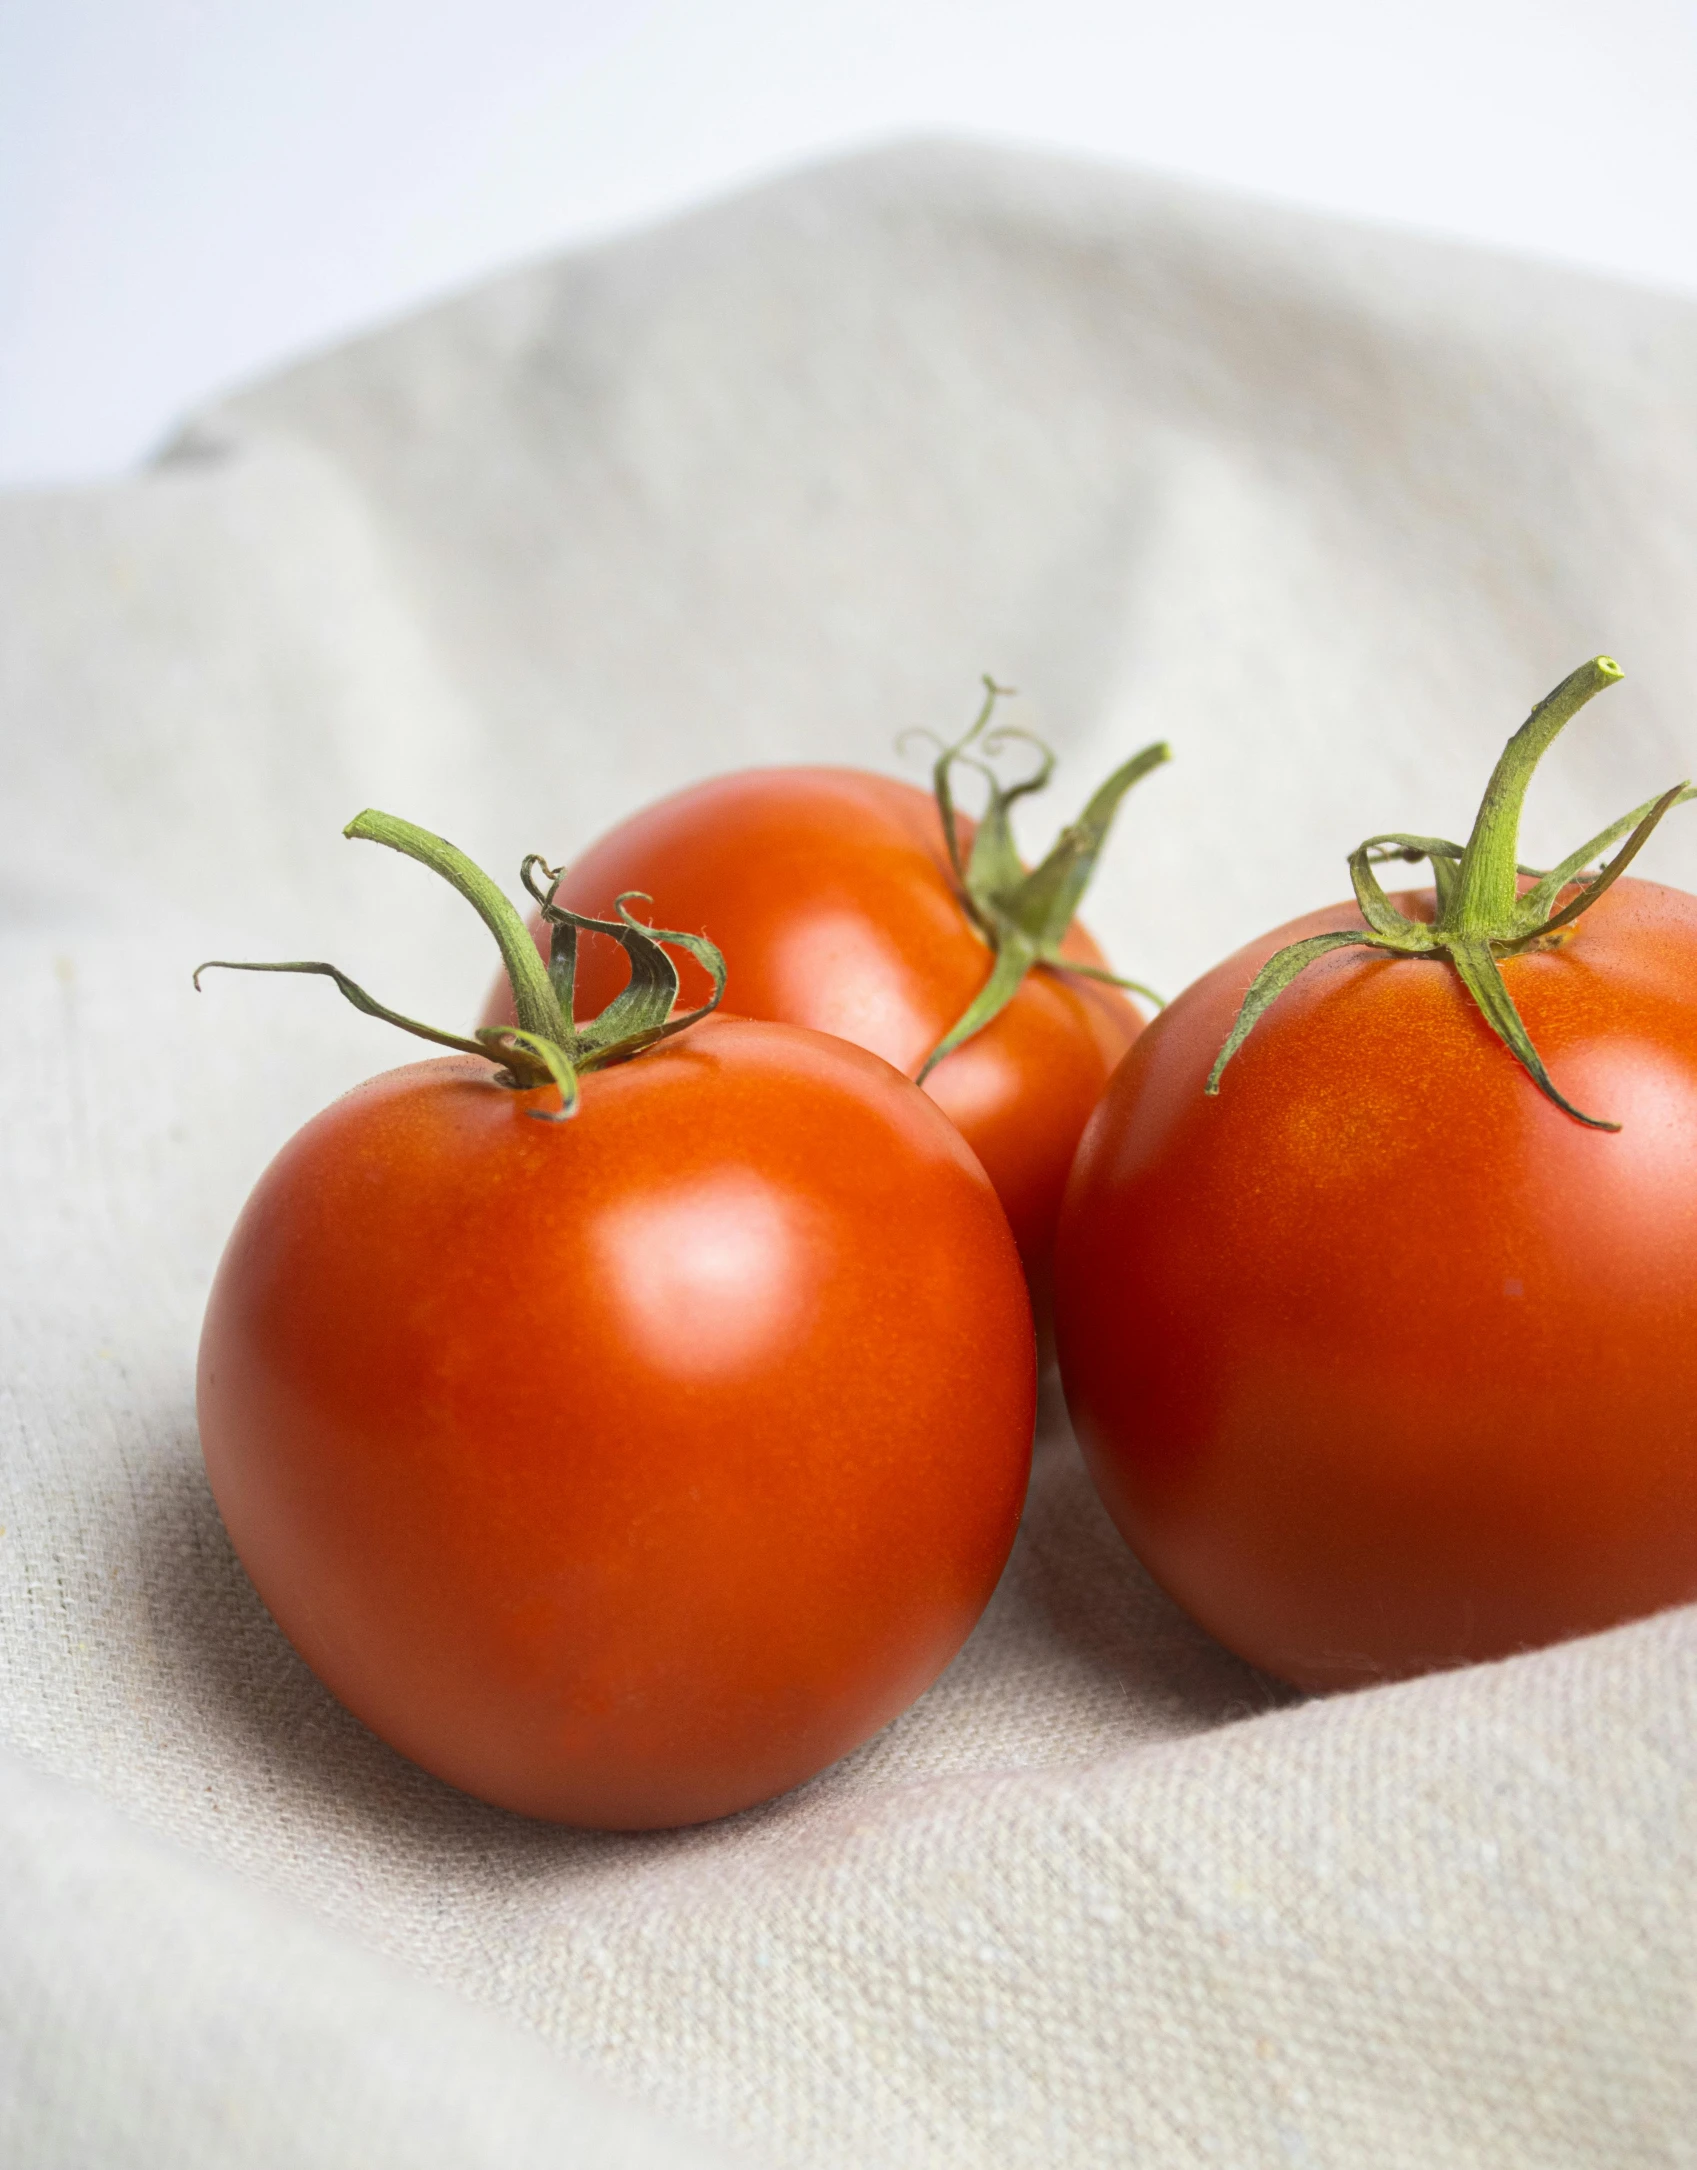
<box><xmin>2</xmin><ymin>142</ymin><xmax>1694</xmax><ymax>2167</ymax></box>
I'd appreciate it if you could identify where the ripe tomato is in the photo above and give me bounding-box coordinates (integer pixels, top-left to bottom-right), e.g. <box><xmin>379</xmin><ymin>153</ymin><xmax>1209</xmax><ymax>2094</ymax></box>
<box><xmin>1056</xmin><ymin>877</ymin><xmax>1697</xmax><ymax>1689</ymax></box>
<box><xmin>483</xmin><ymin>765</ymin><xmax>1144</xmax><ymax>1287</ymax></box>
<box><xmin>199</xmin><ymin>1020</ymin><xmax>1035</xmax><ymax>1827</ymax></box>
<box><xmin>1055</xmin><ymin>659</ymin><xmax>1697</xmax><ymax>1689</ymax></box>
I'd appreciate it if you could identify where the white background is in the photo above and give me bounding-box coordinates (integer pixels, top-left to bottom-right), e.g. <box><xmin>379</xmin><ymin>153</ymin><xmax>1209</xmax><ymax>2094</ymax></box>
<box><xmin>3</xmin><ymin>0</ymin><xmax>1696</xmax><ymax>487</ymax></box>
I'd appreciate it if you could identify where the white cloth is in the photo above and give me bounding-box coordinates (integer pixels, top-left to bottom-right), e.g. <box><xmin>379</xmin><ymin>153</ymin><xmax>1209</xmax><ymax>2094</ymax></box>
<box><xmin>2</xmin><ymin>140</ymin><xmax>1694</xmax><ymax>2167</ymax></box>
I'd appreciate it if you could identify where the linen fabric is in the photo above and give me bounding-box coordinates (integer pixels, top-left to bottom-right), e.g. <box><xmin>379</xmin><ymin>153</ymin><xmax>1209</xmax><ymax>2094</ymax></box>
<box><xmin>2</xmin><ymin>140</ymin><xmax>1694</xmax><ymax>2167</ymax></box>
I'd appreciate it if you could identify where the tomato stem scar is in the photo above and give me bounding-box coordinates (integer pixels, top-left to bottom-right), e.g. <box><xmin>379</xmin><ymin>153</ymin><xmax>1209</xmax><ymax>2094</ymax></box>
<box><xmin>1207</xmin><ymin>656</ymin><xmax>1696</xmax><ymax>1129</ymax></box>
<box><xmin>899</xmin><ymin>675</ymin><xmax>1169</xmax><ymax>1080</ymax></box>
<box><xmin>193</xmin><ymin>813</ymin><xmax>728</xmax><ymax>1121</ymax></box>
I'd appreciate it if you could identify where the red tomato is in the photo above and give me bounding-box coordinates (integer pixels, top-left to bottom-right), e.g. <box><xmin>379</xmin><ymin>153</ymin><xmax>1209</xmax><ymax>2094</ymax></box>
<box><xmin>482</xmin><ymin>768</ymin><xmax>1143</xmax><ymax>1287</ymax></box>
<box><xmin>1054</xmin><ymin>877</ymin><xmax>1697</xmax><ymax>1690</ymax></box>
<box><xmin>199</xmin><ymin>1018</ymin><xmax>1034</xmax><ymax>1827</ymax></box>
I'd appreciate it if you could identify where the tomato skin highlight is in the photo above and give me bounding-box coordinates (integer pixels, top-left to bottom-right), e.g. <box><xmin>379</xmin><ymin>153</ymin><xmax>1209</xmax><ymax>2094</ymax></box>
<box><xmin>1054</xmin><ymin>876</ymin><xmax>1697</xmax><ymax>1690</ymax></box>
<box><xmin>481</xmin><ymin>768</ymin><xmax>1143</xmax><ymax>1284</ymax></box>
<box><xmin>198</xmin><ymin>1018</ymin><xmax>1035</xmax><ymax>1827</ymax></box>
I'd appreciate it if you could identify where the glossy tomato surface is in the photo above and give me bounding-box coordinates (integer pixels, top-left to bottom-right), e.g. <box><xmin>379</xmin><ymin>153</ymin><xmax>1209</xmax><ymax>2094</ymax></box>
<box><xmin>482</xmin><ymin>768</ymin><xmax>1143</xmax><ymax>1283</ymax></box>
<box><xmin>199</xmin><ymin>1018</ymin><xmax>1035</xmax><ymax>1827</ymax></box>
<box><xmin>1054</xmin><ymin>877</ymin><xmax>1697</xmax><ymax>1691</ymax></box>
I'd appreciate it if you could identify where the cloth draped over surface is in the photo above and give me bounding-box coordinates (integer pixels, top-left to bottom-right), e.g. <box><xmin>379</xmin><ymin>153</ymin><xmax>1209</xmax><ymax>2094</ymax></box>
<box><xmin>2</xmin><ymin>141</ymin><xmax>1695</xmax><ymax>2168</ymax></box>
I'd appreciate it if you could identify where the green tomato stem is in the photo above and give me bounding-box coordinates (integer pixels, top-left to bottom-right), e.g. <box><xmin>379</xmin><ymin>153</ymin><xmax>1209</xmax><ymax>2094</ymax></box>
<box><xmin>345</xmin><ymin>810</ymin><xmax>568</xmax><ymax>1045</ymax></box>
<box><xmin>197</xmin><ymin>815</ymin><xmax>727</xmax><ymax>1119</ymax></box>
<box><xmin>911</xmin><ymin>677</ymin><xmax>1169</xmax><ymax>1076</ymax></box>
<box><xmin>1208</xmin><ymin>656</ymin><xmax>1696</xmax><ymax>1131</ymax></box>
<box><xmin>1441</xmin><ymin>657</ymin><xmax>1623</xmax><ymax>938</ymax></box>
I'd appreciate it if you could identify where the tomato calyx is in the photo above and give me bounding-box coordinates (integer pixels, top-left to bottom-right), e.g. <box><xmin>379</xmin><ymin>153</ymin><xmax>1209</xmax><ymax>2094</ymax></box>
<box><xmin>194</xmin><ymin>810</ymin><xmax>726</xmax><ymax>1119</ymax></box>
<box><xmin>902</xmin><ymin>677</ymin><xmax>1170</xmax><ymax>1079</ymax></box>
<box><xmin>1208</xmin><ymin>656</ymin><xmax>1696</xmax><ymax>1130</ymax></box>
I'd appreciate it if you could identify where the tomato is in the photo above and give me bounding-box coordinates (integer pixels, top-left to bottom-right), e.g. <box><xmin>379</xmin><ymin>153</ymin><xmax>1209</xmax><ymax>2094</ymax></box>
<box><xmin>199</xmin><ymin>1021</ymin><xmax>1034</xmax><ymax>1827</ymax></box>
<box><xmin>197</xmin><ymin>812</ymin><xmax>1034</xmax><ymax>1827</ymax></box>
<box><xmin>1054</xmin><ymin>659</ymin><xmax>1697</xmax><ymax>1689</ymax></box>
<box><xmin>1056</xmin><ymin>876</ymin><xmax>1697</xmax><ymax>1689</ymax></box>
<box><xmin>483</xmin><ymin>765</ymin><xmax>1145</xmax><ymax>1288</ymax></box>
